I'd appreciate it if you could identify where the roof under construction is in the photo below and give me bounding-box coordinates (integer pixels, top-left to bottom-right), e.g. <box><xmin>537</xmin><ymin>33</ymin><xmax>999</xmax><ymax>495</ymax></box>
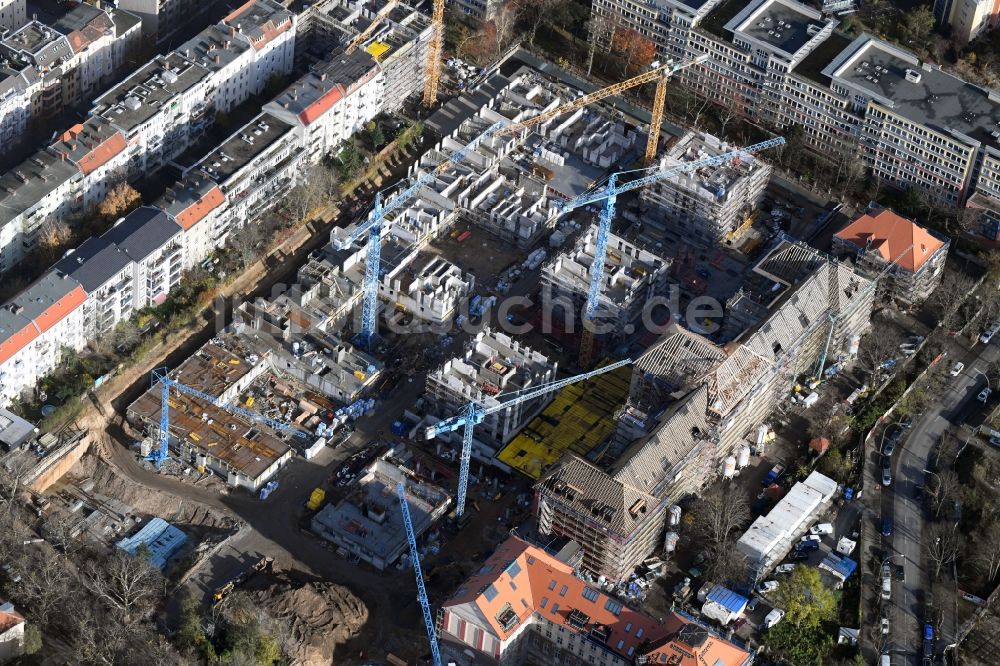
<box><xmin>126</xmin><ymin>341</ymin><xmax>294</xmax><ymax>481</ymax></box>
<box><xmin>496</xmin><ymin>359</ymin><xmax>631</xmax><ymax>479</ymax></box>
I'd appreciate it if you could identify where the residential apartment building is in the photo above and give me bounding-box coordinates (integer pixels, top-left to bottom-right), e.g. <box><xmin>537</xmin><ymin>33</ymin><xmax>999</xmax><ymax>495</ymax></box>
<box><xmin>155</xmin><ymin>176</ymin><xmax>227</xmax><ymax>270</ymax></box>
<box><xmin>117</xmin><ymin>0</ymin><xmax>216</xmax><ymax>45</ymax></box>
<box><xmin>641</xmin><ymin>130</ymin><xmax>771</xmax><ymax>246</ymax></box>
<box><xmin>439</xmin><ymin>535</ymin><xmax>754</xmax><ymax>666</ymax></box>
<box><xmin>54</xmin><ymin>237</ymin><xmax>136</xmax><ymax>339</ymax></box>
<box><xmin>188</xmin><ymin>112</ymin><xmax>301</xmax><ymax>240</ymax></box>
<box><xmin>48</xmin><ymin>119</ymin><xmax>131</xmax><ymax>210</ymax></box>
<box><xmin>832</xmin><ymin>208</ymin><xmax>949</xmax><ymax>306</ymax></box>
<box><xmin>298</xmin><ymin>0</ymin><xmax>431</xmax><ymax>112</ymax></box>
<box><xmin>92</xmin><ymin>52</ymin><xmax>213</xmax><ymax>175</ymax></box>
<box><xmin>0</xmin><ymin>271</ymin><xmax>87</xmax><ymax>405</ymax></box>
<box><xmin>935</xmin><ymin>0</ymin><xmax>1000</xmax><ymax>45</ymax></box>
<box><xmin>447</xmin><ymin>0</ymin><xmax>505</xmax><ymax>22</ymax></box>
<box><xmin>0</xmin><ymin>151</ymin><xmax>81</xmax><ymax>274</ymax></box>
<box><xmin>0</xmin><ymin>0</ymin><xmax>24</xmax><ymax>31</ymax></box>
<box><xmin>264</xmin><ymin>49</ymin><xmax>384</xmax><ymax>161</ymax></box>
<box><xmin>593</xmin><ymin>0</ymin><xmax>1000</xmax><ymax>208</ymax></box>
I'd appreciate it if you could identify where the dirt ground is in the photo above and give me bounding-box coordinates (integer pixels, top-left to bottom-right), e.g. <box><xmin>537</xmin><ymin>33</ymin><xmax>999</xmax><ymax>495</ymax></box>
<box><xmin>245</xmin><ymin>570</ymin><xmax>369</xmax><ymax>665</ymax></box>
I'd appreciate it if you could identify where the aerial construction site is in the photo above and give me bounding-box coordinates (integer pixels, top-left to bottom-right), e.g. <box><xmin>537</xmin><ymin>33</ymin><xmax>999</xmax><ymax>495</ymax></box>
<box><xmin>0</xmin><ymin>2</ymin><xmax>887</xmax><ymax>662</ymax></box>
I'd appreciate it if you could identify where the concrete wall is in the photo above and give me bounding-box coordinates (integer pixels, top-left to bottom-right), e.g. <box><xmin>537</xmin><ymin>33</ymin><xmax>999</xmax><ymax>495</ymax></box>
<box><xmin>27</xmin><ymin>435</ymin><xmax>91</xmax><ymax>493</ymax></box>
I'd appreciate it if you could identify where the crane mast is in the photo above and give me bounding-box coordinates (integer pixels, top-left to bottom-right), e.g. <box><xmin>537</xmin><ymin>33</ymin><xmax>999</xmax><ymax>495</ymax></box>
<box><xmin>424</xmin><ymin>359</ymin><xmax>632</xmax><ymax>517</ymax></box>
<box><xmin>340</xmin><ymin>57</ymin><xmax>711</xmax><ymax>346</ymax></box>
<box><xmin>397</xmin><ymin>482</ymin><xmax>443</xmax><ymax>666</ymax></box>
<box><xmin>555</xmin><ymin>137</ymin><xmax>786</xmax><ymax>365</ymax></box>
<box><xmin>422</xmin><ymin>0</ymin><xmax>445</xmax><ymax>106</ymax></box>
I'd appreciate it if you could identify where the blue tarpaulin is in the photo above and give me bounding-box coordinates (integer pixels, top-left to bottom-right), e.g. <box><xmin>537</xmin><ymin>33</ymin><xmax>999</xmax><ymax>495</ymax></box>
<box><xmin>116</xmin><ymin>517</ymin><xmax>187</xmax><ymax>571</ymax></box>
<box><xmin>705</xmin><ymin>584</ymin><xmax>749</xmax><ymax>614</ymax></box>
<box><xmin>820</xmin><ymin>552</ymin><xmax>858</xmax><ymax>581</ymax></box>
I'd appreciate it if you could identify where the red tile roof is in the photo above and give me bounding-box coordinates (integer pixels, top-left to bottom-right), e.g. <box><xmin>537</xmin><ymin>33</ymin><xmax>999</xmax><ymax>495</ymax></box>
<box><xmin>175</xmin><ymin>185</ymin><xmax>225</xmax><ymax>231</ymax></box>
<box><xmin>444</xmin><ymin>537</ymin><xmax>751</xmax><ymax>665</ymax></box>
<box><xmin>0</xmin><ymin>322</ymin><xmax>39</xmax><ymax>366</ymax></box>
<box><xmin>34</xmin><ymin>285</ymin><xmax>86</xmax><ymax>334</ymax></box>
<box><xmin>0</xmin><ymin>609</ymin><xmax>24</xmax><ymax>633</ymax></box>
<box><xmin>298</xmin><ymin>85</ymin><xmax>345</xmax><ymax>125</ymax></box>
<box><xmin>835</xmin><ymin>208</ymin><xmax>945</xmax><ymax>273</ymax></box>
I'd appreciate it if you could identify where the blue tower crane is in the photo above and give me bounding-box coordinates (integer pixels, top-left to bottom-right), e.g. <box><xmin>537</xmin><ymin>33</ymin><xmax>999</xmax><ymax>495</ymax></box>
<box><xmin>553</xmin><ymin>137</ymin><xmax>787</xmax><ymax>364</ymax></box>
<box><xmin>331</xmin><ymin>57</ymin><xmax>711</xmax><ymax>348</ymax></box>
<box><xmin>397</xmin><ymin>482</ymin><xmax>443</xmax><ymax>666</ymax></box>
<box><xmin>423</xmin><ymin>358</ymin><xmax>633</xmax><ymax>517</ymax></box>
<box><xmin>149</xmin><ymin>367</ymin><xmax>309</xmax><ymax>465</ymax></box>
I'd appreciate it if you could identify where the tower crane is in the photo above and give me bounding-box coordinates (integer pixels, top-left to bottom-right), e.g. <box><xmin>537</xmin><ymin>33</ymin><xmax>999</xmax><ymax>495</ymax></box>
<box><xmin>334</xmin><ymin>57</ymin><xmax>710</xmax><ymax>346</ymax></box>
<box><xmin>423</xmin><ymin>358</ymin><xmax>633</xmax><ymax>518</ymax></box>
<box><xmin>643</xmin><ymin>56</ymin><xmax>709</xmax><ymax>164</ymax></box>
<box><xmin>553</xmin><ymin>137</ymin><xmax>787</xmax><ymax>365</ymax></box>
<box><xmin>397</xmin><ymin>482</ymin><xmax>443</xmax><ymax>666</ymax></box>
<box><xmin>344</xmin><ymin>0</ymin><xmax>399</xmax><ymax>55</ymax></box>
<box><xmin>422</xmin><ymin>0</ymin><xmax>445</xmax><ymax>106</ymax></box>
<box><xmin>149</xmin><ymin>367</ymin><xmax>308</xmax><ymax>466</ymax></box>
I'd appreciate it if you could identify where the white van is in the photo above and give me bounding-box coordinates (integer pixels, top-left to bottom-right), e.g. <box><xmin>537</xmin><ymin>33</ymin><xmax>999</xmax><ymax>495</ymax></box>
<box><xmin>764</xmin><ymin>608</ymin><xmax>785</xmax><ymax>629</ymax></box>
<box><xmin>881</xmin><ymin>575</ymin><xmax>891</xmax><ymax>600</ymax></box>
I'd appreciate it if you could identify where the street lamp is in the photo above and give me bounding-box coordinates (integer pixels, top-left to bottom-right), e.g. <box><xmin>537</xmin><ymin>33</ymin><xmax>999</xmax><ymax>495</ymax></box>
<box><xmin>977</xmin><ymin>369</ymin><xmax>991</xmax><ymax>394</ymax></box>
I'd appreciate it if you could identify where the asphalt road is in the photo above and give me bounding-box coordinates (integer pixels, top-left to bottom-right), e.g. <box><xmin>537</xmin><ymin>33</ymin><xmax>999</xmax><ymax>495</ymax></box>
<box><xmin>885</xmin><ymin>340</ymin><xmax>999</xmax><ymax>664</ymax></box>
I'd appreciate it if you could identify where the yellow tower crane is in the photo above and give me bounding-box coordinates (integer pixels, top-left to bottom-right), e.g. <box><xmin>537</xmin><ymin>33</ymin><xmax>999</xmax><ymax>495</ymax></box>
<box><xmin>643</xmin><ymin>55</ymin><xmax>709</xmax><ymax>165</ymax></box>
<box><xmin>345</xmin><ymin>0</ymin><xmax>400</xmax><ymax>55</ymax></box>
<box><xmin>422</xmin><ymin>0</ymin><xmax>445</xmax><ymax>107</ymax></box>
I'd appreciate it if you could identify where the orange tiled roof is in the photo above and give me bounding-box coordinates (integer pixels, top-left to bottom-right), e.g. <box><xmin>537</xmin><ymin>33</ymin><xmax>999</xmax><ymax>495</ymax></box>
<box><xmin>175</xmin><ymin>185</ymin><xmax>225</xmax><ymax>231</ymax></box>
<box><xmin>834</xmin><ymin>208</ymin><xmax>944</xmax><ymax>273</ymax></box>
<box><xmin>299</xmin><ymin>85</ymin><xmax>344</xmax><ymax>125</ymax></box>
<box><xmin>34</xmin><ymin>285</ymin><xmax>86</xmax><ymax>334</ymax></box>
<box><xmin>0</xmin><ymin>609</ymin><xmax>24</xmax><ymax>633</ymax></box>
<box><xmin>444</xmin><ymin>537</ymin><xmax>751</xmax><ymax>665</ymax></box>
<box><xmin>0</xmin><ymin>322</ymin><xmax>39</xmax><ymax>366</ymax></box>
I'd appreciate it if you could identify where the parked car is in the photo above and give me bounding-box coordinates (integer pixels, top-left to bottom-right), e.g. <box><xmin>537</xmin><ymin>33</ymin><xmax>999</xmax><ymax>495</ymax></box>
<box><xmin>746</xmin><ymin>596</ymin><xmax>762</xmax><ymax>612</ymax></box>
<box><xmin>757</xmin><ymin>580</ymin><xmax>779</xmax><ymax>594</ymax></box>
<box><xmin>882</xmin><ymin>458</ymin><xmax>892</xmax><ymax>486</ymax></box>
<box><xmin>795</xmin><ymin>539</ymin><xmax>820</xmax><ymax>553</ymax></box>
<box><xmin>950</xmin><ymin>361</ymin><xmax>965</xmax><ymax>377</ymax></box>
<box><xmin>881</xmin><ymin>616</ymin><xmax>890</xmax><ymax>635</ymax></box>
<box><xmin>800</xmin><ymin>534</ymin><xmax>821</xmax><ymax>544</ymax></box>
<box><xmin>776</xmin><ymin>563</ymin><xmax>796</xmax><ymax>574</ymax></box>
<box><xmin>882</xmin><ymin>576</ymin><xmax>892</xmax><ymax>600</ymax></box>
<box><xmin>809</xmin><ymin>523</ymin><xmax>834</xmax><ymax>536</ymax></box>
<box><xmin>980</xmin><ymin>387</ymin><xmax>992</xmax><ymax>402</ymax></box>
<box><xmin>883</xmin><ymin>438</ymin><xmax>897</xmax><ymax>457</ymax></box>
<box><xmin>789</xmin><ymin>550</ymin><xmax>810</xmax><ymax>560</ymax></box>
<box><xmin>923</xmin><ymin>624</ymin><xmax>934</xmax><ymax>658</ymax></box>
<box><xmin>882</xmin><ymin>517</ymin><xmax>893</xmax><ymax>537</ymax></box>
<box><xmin>764</xmin><ymin>608</ymin><xmax>785</xmax><ymax>629</ymax></box>
<box><xmin>894</xmin><ymin>564</ymin><xmax>905</xmax><ymax>582</ymax></box>
<box><xmin>762</xmin><ymin>463</ymin><xmax>786</xmax><ymax>486</ymax></box>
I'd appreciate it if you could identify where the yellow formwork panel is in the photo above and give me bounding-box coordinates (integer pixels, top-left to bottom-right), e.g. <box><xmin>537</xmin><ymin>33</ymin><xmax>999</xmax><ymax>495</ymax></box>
<box><xmin>497</xmin><ymin>360</ymin><xmax>631</xmax><ymax>479</ymax></box>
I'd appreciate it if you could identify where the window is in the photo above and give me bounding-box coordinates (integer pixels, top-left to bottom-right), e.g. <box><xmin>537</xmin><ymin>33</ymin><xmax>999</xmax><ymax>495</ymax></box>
<box><xmin>616</xmin><ymin>640</ymin><xmax>625</xmax><ymax>650</ymax></box>
<box><xmin>509</xmin><ymin>581</ymin><xmax>517</xmax><ymax>591</ymax></box>
<box><xmin>625</xmin><ymin>622</ymin><xmax>632</xmax><ymax>633</ymax></box>
<box><xmin>551</xmin><ymin>603</ymin><xmax>560</xmax><ymax>614</ymax></box>
<box><xmin>540</xmin><ymin>596</ymin><xmax>549</xmax><ymax>608</ymax></box>
<box><xmin>506</xmin><ymin>561</ymin><xmax>522</xmax><ymax>577</ymax></box>
<box><xmin>559</xmin><ymin>585</ymin><xmax>568</xmax><ymax>597</ymax></box>
<box><xmin>483</xmin><ymin>585</ymin><xmax>498</xmax><ymax>602</ymax></box>
<box><xmin>604</xmin><ymin>599</ymin><xmax>623</xmax><ymax>616</ymax></box>
<box><xmin>636</xmin><ymin>628</ymin><xmax>644</xmax><ymax>639</ymax></box>
<box><xmin>548</xmin><ymin>580</ymin><xmax>557</xmax><ymax>591</ymax></box>
<box><xmin>582</xmin><ymin>587</ymin><xmax>600</xmax><ymax>602</ymax></box>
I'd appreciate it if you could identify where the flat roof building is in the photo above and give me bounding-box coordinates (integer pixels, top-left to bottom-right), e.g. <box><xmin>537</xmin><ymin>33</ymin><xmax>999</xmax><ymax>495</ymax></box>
<box><xmin>311</xmin><ymin>452</ymin><xmax>451</xmax><ymax>570</ymax></box>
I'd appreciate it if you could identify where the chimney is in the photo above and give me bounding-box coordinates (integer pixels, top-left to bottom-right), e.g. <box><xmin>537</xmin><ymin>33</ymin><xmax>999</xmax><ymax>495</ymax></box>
<box><xmin>229</xmin><ymin>25</ymin><xmax>236</xmax><ymax>37</ymax></box>
<box><xmin>319</xmin><ymin>72</ymin><xmax>326</xmax><ymax>81</ymax></box>
<box><xmin>215</xmin><ymin>54</ymin><xmax>221</xmax><ymax>64</ymax></box>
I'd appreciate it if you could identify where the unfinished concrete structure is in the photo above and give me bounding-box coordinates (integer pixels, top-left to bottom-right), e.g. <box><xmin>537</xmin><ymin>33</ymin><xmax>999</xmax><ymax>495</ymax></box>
<box><xmin>541</xmin><ymin>227</ymin><xmax>671</xmax><ymax>337</ymax></box>
<box><xmin>425</xmin><ymin>329</ymin><xmax>557</xmax><ymax>450</ymax></box>
<box><xmin>311</xmin><ymin>449</ymin><xmax>451</xmax><ymax>569</ymax></box>
<box><xmin>125</xmin><ymin>338</ymin><xmax>297</xmax><ymax>490</ymax></box>
<box><xmin>233</xmin><ymin>293</ymin><xmax>383</xmax><ymax>404</ymax></box>
<box><xmin>381</xmin><ymin>250</ymin><xmax>474</xmax><ymax>326</ymax></box>
<box><xmin>640</xmin><ymin>131</ymin><xmax>771</xmax><ymax>247</ymax></box>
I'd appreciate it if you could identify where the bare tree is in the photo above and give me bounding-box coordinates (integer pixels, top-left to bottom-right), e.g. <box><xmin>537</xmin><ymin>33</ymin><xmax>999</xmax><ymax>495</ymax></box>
<box><xmin>929</xmin><ymin>469</ymin><xmax>962</xmax><ymax>519</ymax></box>
<box><xmin>976</xmin><ymin>519</ymin><xmax>1000</xmax><ymax>583</ymax></box>
<box><xmin>716</xmin><ymin>102</ymin><xmax>740</xmax><ymax>140</ymax></box>
<box><xmin>855</xmin><ymin>325</ymin><xmax>899</xmax><ymax>377</ymax></box>
<box><xmin>489</xmin><ymin>5</ymin><xmax>519</xmax><ymax>61</ymax></box>
<box><xmin>515</xmin><ymin>0</ymin><xmax>566</xmax><ymax>47</ymax></box>
<box><xmin>688</xmin><ymin>485</ymin><xmax>751</xmax><ymax>548</ymax></box>
<box><xmin>925</xmin><ymin>522</ymin><xmax>959</xmax><ymax>579</ymax></box>
<box><xmin>0</xmin><ymin>456</ymin><xmax>36</xmax><ymax>515</ymax></box>
<box><xmin>15</xmin><ymin>552</ymin><xmax>73</xmax><ymax>626</ymax></box>
<box><xmin>83</xmin><ymin>550</ymin><xmax>163</xmax><ymax>626</ymax></box>
<box><xmin>925</xmin><ymin>270</ymin><xmax>976</xmax><ymax>328</ymax></box>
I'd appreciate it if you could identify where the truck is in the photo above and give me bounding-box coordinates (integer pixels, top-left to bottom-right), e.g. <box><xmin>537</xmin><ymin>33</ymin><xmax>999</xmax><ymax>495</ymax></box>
<box><xmin>212</xmin><ymin>557</ymin><xmax>274</xmax><ymax>605</ymax></box>
<box><xmin>762</xmin><ymin>464</ymin><xmax>786</xmax><ymax>487</ymax></box>
<box><xmin>305</xmin><ymin>488</ymin><xmax>326</xmax><ymax>511</ymax></box>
